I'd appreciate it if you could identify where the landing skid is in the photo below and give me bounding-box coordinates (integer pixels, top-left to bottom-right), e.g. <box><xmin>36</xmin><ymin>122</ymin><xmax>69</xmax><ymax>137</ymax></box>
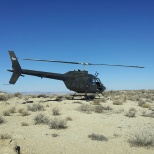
<box><xmin>71</xmin><ymin>93</ymin><xmax>96</xmax><ymax>101</ymax></box>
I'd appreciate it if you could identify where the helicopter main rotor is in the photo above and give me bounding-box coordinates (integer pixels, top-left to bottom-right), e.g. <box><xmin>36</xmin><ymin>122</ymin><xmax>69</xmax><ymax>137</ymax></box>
<box><xmin>23</xmin><ymin>58</ymin><xmax>144</xmax><ymax>68</ymax></box>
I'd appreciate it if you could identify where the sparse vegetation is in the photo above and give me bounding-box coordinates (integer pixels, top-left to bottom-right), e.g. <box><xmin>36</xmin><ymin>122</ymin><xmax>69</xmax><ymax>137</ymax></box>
<box><xmin>9</xmin><ymin>107</ymin><xmax>16</xmax><ymax>113</ymax></box>
<box><xmin>88</xmin><ymin>133</ymin><xmax>108</xmax><ymax>141</ymax></box>
<box><xmin>78</xmin><ymin>104</ymin><xmax>93</xmax><ymax>113</ymax></box>
<box><xmin>20</xmin><ymin>111</ymin><xmax>31</xmax><ymax>116</ymax></box>
<box><xmin>0</xmin><ymin>133</ymin><xmax>12</xmax><ymax>139</ymax></box>
<box><xmin>66</xmin><ymin>117</ymin><xmax>72</xmax><ymax>121</ymax></box>
<box><xmin>125</xmin><ymin>108</ymin><xmax>136</xmax><ymax>118</ymax></box>
<box><xmin>0</xmin><ymin>116</ymin><xmax>5</xmax><ymax>124</ymax></box>
<box><xmin>3</xmin><ymin>110</ymin><xmax>11</xmax><ymax>116</ymax></box>
<box><xmin>52</xmin><ymin>133</ymin><xmax>59</xmax><ymax>137</ymax></box>
<box><xmin>34</xmin><ymin>114</ymin><xmax>49</xmax><ymax>125</ymax></box>
<box><xmin>21</xmin><ymin>122</ymin><xmax>29</xmax><ymax>126</ymax></box>
<box><xmin>113</xmin><ymin>100</ymin><xmax>123</xmax><ymax>105</ymax></box>
<box><xmin>27</xmin><ymin>104</ymin><xmax>45</xmax><ymax>112</ymax></box>
<box><xmin>52</xmin><ymin>107</ymin><xmax>60</xmax><ymax>116</ymax></box>
<box><xmin>128</xmin><ymin>128</ymin><xmax>154</xmax><ymax>148</ymax></box>
<box><xmin>49</xmin><ymin>118</ymin><xmax>67</xmax><ymax>129</ymax></box>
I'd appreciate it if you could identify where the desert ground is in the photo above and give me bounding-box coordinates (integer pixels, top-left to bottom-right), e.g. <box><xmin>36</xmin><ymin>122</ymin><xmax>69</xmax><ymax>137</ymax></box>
<box><xmin>0</xmin><ymin>90</ymin><xmax>154</xmax><ymax>154</ymax></box>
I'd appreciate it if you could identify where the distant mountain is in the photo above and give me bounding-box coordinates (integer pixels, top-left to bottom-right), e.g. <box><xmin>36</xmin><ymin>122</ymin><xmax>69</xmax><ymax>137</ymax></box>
<box><xmin>21</xmin><ymin>91</ymin><xmax>72</xmax><ymax>95</ymax></box>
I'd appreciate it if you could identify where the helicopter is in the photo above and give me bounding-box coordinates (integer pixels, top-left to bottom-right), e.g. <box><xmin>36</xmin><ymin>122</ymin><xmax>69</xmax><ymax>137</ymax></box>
<box><xmin>7</xmin><ymin>51</ymin><xmax>144</xmax><ymax>99</ymax></box>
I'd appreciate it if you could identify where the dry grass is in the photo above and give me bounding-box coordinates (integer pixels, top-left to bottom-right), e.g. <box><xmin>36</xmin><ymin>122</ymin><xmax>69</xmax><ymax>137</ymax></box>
<box><xmin>0</xmin><ymin>133</ymin><xmax>12</xmax><ymax>140</ymax></box>
<box><xmin>125</xmin><ymin>108</ymin><xmax>136</xmax><ymax>118</ymax></box>
<box><xmin>9</xmin><ymin>107</ymin><xmax>16</xmax><ymax>113</ymax></box>
<box><xmin>78</xmin><ymin>104</ymin><xmax>93</xmax><ymax>113</ymax></box>
<box><xmin>34</xmin><ymin>114</ymin><xmax>49</xmax><ymax>125</ymax></box>
<box><xmin>0</xmin><ymin>116</ymin><xmax>5</xmax><ymax>124</ymax></box>
<box><xmin>21</xmin><ymin>122</ymin><xmax>29</xmax><ymax>126</ymax></box>
<box><xmin>113</xmin><ymin>100</ymin><xmax>123</xmax><ymax>105</ymax></box>
<box><xmin>3</xmin><ymin>110</ymin><xmax>11</xmax><ymax>116</ymax></box>
<box><xmin>88</xmin><ymin>133</ymin><xmax>108</xmax><ymax>141</ymax></box>
<box><xmin>27</xmin><ymin>104</ymin><xmax>45</xmax><ymax>112</ymax></box>
<box><xmin>129</xmin><ymin>128</ymin><xmax>154</xmax><ymax>148</ymax></box>
<box><xmin>52</xmin><ymin>107</ymin><xmax>60</xmax><ymax>116</ymax></box>
<box><xmin>49</xmin><ymin>118</ymin><xmax>67</xmax><ymax>129</ymax></box>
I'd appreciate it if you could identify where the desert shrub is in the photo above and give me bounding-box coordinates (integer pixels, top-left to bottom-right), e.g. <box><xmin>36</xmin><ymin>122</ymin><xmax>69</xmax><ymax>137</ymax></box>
<box><xmin>21</xmin><ymin>111</ymin><xmax>30</xmax><ymax>116</ymax></box>
<box><xmin>18</xmin><ymin>108</ymin><xmax>25</xmax><ymax>113</ymax></box>
<box><xmin>125</xmin><ymin>108</ymin><xmax>136</xmax><ymax>118</ymax></box>
<box><xmin>88</xmin><ymin>133</ymin><xmax>108</xmax><ymax>141</ymax></box>
<box><xmin>34</xmin><ymin>114</ymin><xmax>49</xmax><ymax>125</ymax></box>
<box><xmin>3</xmin><ymin>110</ymin><xmax>10</xmax><ymax>116</ymax></box>
<box><xmin>78</xmin><ymin>104</ymin><xmax>93</xmax><ymax>113</ymax></box>
<box><xmin>0</xmin><ymin>133</ymin><xmax>12</xmax><ymax>139</ymax></box>
<box><xmin>94</xmin><ymin>105</ymin><xmax>104</xmax><ymax>113</ymax></box>
<box><xmin>37</xmin><ymin>94</ymin><xmax>47</xmax><ymax>98</ymax></box>
<box><xmin>138</xmin><ymin>100</ymin><xmax>145</xmax><ymax>107</ymax></box>
<box><xmin>142</xmin><ymin>103</ymin><xmax>151</xmax><ymax>109</ymax></box>
<box><xmin>113</xmin><ymin>100</ymin><xmax>123</xmax><ymax>105</ymax></box>
<box><xmin>0</xmin><ymin>116</ymin><xmax>5</xmax><ymax>124</ymax></box>
<box><xmin>21</xmin><ymin>122</ymin><xmax>29</xmax><ymax>126</ymax></box>
<box><xmin>14</xmin><ymin>92</ymin><xmax>22</xmax><ymax>98</ymax></box>
<box><xmin>55</xmin><ymin>95</ymin><xmax>65</xmax><ymax>101</ymax></box>
<box><xmin>129</xmin><ymin>128</ymin><xmax>154</xmax><ymax>148</ymax></box>
<box><xmin>142</xmin><ymin>110</ymin><xmax>154</xmax><ymax>118</ymax></box>
<box><xmin>52</xmin><ymin>133</ymin><xmax>59</xmax><ymax>137</ymax></box>
<box><xmin>0</xmin><ymin>94</ymin><xmax>11</xmax><ymax>101</ymax></box>
<box><xmin>66</xmin><ymin>117</ymin><xmax>72</xmax><ymax>121</ymax></box>
<box><xmin>52</xmin><ymin>107</ymin><xmax>60</xmax><ymax>116</ymax></box>
<box><xmin>93</xmin><ymin>99</ymin><xmax>101</xmax><ymax>105</ymax></box>
<box><xmin>27</xmin><ymin>104</ymin><xmax>45</xmax><ymax>112</ymax></box>
<box><xmin>73</xmin><ymin>101</ymin><xmax>83</xmax><ymax>104</ymax></box>
<box><xmin>9</xmin><ymin>107</ymin><xmax>16</xmax><ymax>113</ymax></box>
<box><xmin>49</xmin><ymin>118</ymin><xmax>67</xmax><ymax>129</ymax></box>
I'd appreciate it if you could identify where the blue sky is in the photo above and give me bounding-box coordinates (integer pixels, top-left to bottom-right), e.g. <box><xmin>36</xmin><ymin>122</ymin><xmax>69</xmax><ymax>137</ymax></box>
<box><xmin>0</xmin><ymin>0</ymin><xmax>154</xmax><ymax>92</ymax></box>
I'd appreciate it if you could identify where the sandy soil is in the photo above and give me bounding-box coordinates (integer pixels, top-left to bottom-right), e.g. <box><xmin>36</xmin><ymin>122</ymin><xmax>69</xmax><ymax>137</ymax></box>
<box><xmin>0</xmin><ymin>91</ymin><xmax>154</xmax><ymax>154</ymax></box>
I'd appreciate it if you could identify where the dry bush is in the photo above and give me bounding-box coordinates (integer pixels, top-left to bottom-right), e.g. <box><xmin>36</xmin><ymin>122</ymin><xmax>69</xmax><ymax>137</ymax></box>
<box><xmin>55</xmin><ymin>95</ymin><xmax>65</xmax><ymax>101</ymax></box>
<box><xmin>66</xmin><ymin>117</ymin><xmax>72</xmax><ymax>121</ymax></box>
<box><xmin>9</xmin><ymin>107</ymin><xmax>16</xmax><ymax>114</ymax></box>
<box><xmin>142</xmin><ymin>110</ymin><xmax>154</xmax><ymax>118</ymax></box>
<box><xmin>27</xmin><ymin>104</ymin><xmax>45</xmax><ymax>112</ymax></box>
<box><xmin>94</xmin><ymin>105</ymin><xmax>104</xmax><ymax>113</ymax></box>
<box><xmin>0</xmin><ymin>133</ymin><xmax>12</xmax><ymax>140</ymax></box>
<box><xmin>88</xmin><ymin>133</ymin><xmax>108</xmax><ymax>141</ymax></box>
<box><xmin>73</xmin><ymin>101</ymin><xmax>83</xmax><ymax>104</ymax></box>
<box><xmin>34</xmin><ymin>114</ymin><xmax>49</xmax><ymax>125</ymax></box>
<box><xmin>3</xmin><ymin>110</ymin><xmax>11</xmax><ymax>116</ymax></box>
<box><xmin>0</xmin><ymin>116</ymin><xmax>5</xmax><ymax>124</ymax></box>
<box><xmin>20</xmin><ymin>111</ymin><xmax>31</xmax><ymax>116</ymax></box>
<box><xmin>125</xmin><ymin>108</ymin><xmax>136</xmax><ymax>118</ymax></box>
<box><xmin>13</xmin><ymin>92</ymin><xmax>22</xmax><ymax>98</ymax></box>
<box><xmin>37</xmin><ymin>94</ymin><xmax>47</xmax><ymax>98</ymax></box>
<box><xmin>52</xmin><ymin>133</ymin><xmax>59</xmax><ymax>137</ymax></box>
<box><xmin>0</xmin><ymin>94</ymin><xmax>11</xmax><ymax>101</ymax></box>
<box><xmin>78</xmin><ymin>104</ymin><xmax>93</xmax><ymax>113</ymax></box>
<box><xmin>21</xmin><ymin>122</ymin><xmax>29</xmax><ymax>126</ymax></box>
<box><xmin>49</xmin><ymin>118</ymin><xmax>67</xmax><ymax>129</ymax></box>
<box><xmin>138</xmin><ymin>100</ymin><xmax>146</xmax><ymax>107</ymax></box>
<box><xmin>129</xmin><ymin>128</ymin><xmax>154</xmax><ymax>148</ymax></box>
<box><xmin>142</xmin><ymin>103</ymin><xmax>151</xmax><ymax>109</ymax></box>
<box><xmin>52</xmin><ymin>107</ymin><xmax>60</xmax><ymax>116</ymax></box>
<box><xmin>93</xmin><ymin>99</ymin><xmax>102</xmax><ymax>105</ymax></box>
<box><xmin>113</xmin><ymin>100</ymin><xmax>123</xmax><ymax>105</ymax></box>
<box><xmin>18</xmin><ymin>108</ymin><xmax>25</xmax><ymax>113</ymax></box>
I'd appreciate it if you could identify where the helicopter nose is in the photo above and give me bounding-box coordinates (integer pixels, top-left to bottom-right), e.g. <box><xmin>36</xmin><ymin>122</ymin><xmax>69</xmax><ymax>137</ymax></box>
<box><xmin>102</xmin><ymin>85</ymin><xmax>106</xmax><ymax>92</ymax></box>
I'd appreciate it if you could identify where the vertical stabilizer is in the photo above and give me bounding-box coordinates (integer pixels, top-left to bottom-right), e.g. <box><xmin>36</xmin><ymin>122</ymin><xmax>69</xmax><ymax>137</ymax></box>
<box><xmin>8</xmin><ymin>51</ymin><xmax>22</xmax><ymax>84</ymax></box>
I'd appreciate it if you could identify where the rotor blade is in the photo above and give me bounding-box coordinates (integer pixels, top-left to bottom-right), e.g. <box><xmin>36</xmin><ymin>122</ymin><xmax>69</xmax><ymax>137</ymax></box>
<box><xmin>23</xmin><ymin>58</ymin><xmax>144</xmax><ymax>68</ymax></box>
<box><xmin>23</xmin><ymin>58</ymin><xmax>85</xmax><ymax>65</ymax></box>
<box><xmin>89</xmin><ymin>63</ymin><xmax>144</xmax><ymax>68</ymax></box>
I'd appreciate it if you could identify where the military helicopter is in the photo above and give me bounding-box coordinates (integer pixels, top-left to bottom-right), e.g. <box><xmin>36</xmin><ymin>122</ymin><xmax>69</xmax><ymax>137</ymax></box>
<box><xmin>7</xmin><ymin>51</ymin><xmax>144</xmax><ymax>99</ymax></box>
